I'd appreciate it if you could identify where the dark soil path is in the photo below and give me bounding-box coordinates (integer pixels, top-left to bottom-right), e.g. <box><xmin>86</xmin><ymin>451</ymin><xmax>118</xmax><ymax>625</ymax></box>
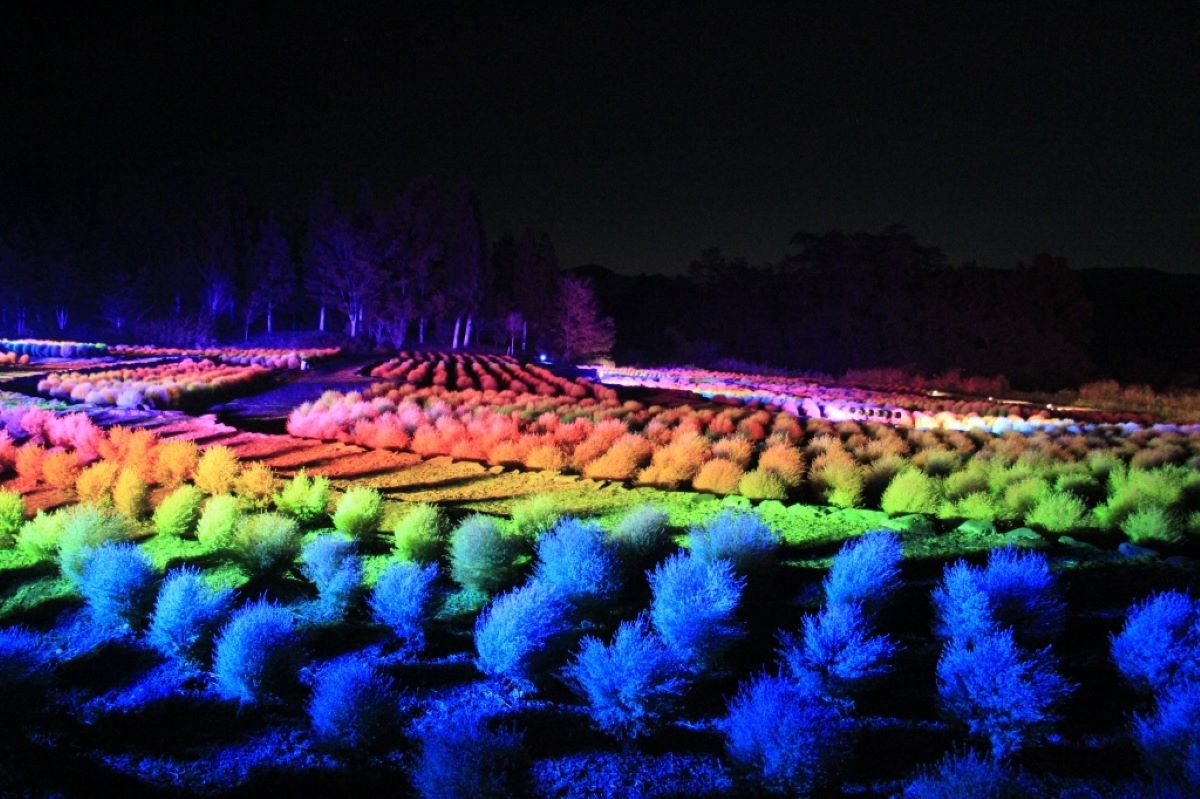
<box><xmin>210</xmin><ymin>354</ymin><xmax>383</xmax><ymax>429</ymax></box>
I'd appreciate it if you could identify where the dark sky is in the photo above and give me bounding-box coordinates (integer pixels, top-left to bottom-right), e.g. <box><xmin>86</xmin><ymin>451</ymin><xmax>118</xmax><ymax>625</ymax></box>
<box><xmin>4</xmin><ymin>3</ymin><xmax>1198</xmax><ymax>274</ymax></box>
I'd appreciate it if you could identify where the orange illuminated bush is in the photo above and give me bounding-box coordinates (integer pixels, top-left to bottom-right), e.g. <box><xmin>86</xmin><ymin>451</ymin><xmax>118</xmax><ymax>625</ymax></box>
<box><xmin>14</xmin><ymin>444</ymin><xmax>45</xmax><ymax>487</ymax></box>
<box><xmin>693</xmin><ymin>458</ymin><xmax>744</xmax><ymax>495</ymax></box>
<box><xmin>195</xmin><ymin>446</ymin><xmax>240</xmax><ymax>496</ymax></box>
<box><xmin>43</xmin><ymin>449</ymin><xmax>82</xmax><ymax>490</ymax></box>
<box><xmin>113</xmin><ymin>468</ymin><xmax>150</xmax><ymax>519</ymax></box>
<box><xmin>76</xmin><ymin>461</ymin><xmax>120</xmax><ymax>504</ymax></box>
<box><xmin>153</xmin><ymin>439</ymin><xmax>199</xmax><ymax>488</ymax></box>
<box><xmin>758</xmin><ymin>441</ymin><xmax>805</xmax><ymax>488</ymax></box>
<box><xmin>525</xmin><ymin>444</ymin><xmax>569</xmax><ymax>472</ymax></box>
<box><xmin>237</xmin><ymin>461</ymin><xmax>277</xmax><ymax>510</ymax></box>
<box><xmin>100</xmin><ymin>426</ymin><xmax>157</xmax><ymax>481</ymax></box>
<box><xmin>571</xmin><ymin>419</ymin><xmax>628</xmax><ymax>471</ymax></box>
<box><xmin>637</xmin><ymin>431</ymin><xmax>711</xmax><ymax>487</ymax></box>
<box><xmin>712</xmin><ymin>437</ymin><xmax>753</xmax><ymax>469</ymax></box>
<box><xmin>583</xmin><ymin>434</ymin><xmax>653</xmax><ymax>481</ymax></box>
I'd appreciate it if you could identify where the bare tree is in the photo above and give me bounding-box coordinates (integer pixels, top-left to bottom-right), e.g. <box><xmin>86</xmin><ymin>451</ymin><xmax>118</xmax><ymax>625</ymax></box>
<box><xmin>551</xmin><ymin>275</ymin><xmax>615</xmax><ymax>362</ymax></box>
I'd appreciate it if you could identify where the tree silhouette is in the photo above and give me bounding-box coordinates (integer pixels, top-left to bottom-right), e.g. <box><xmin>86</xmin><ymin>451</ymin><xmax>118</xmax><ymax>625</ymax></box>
<box><xmin>552</xmin><ymin>276</ymin><xmax>615</xmax><ymax>362</ymax></box>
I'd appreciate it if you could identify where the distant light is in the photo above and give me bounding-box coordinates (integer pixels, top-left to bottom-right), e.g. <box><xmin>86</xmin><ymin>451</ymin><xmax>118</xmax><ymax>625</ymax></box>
<box><xmin>538</xmin><ymin>352</ymin><xmax>551</xmax><ymax>364</ymax></box>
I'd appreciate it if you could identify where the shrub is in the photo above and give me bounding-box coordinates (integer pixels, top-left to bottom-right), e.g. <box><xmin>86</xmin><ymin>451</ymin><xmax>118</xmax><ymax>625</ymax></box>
<box><xmin>824</xmin><ymin>530</ymin><xmax>902</xmax><ymax>613</ymax></box>
<box><xmin>112</xmin><ymin>468</ymin><xmax>149</xmax><ymax>519</ymax></box>
<box><xmin>737</xmin><ymin>468</ymin><xmax>789</xmax><ymax>501</ymax></box>
<box><xmin>57</xmin><ymin>504</ymin><xmax>133</xmax><ymax>586</ymax></box>
<box><xmin>608</xmin><ymin>503</ymin><xmax>672</xmax><ymax>569</ymax></box>
<box><xmin>0</xmin><ymin>490</ymin><xmax>24</xmax><ymax>539</ymax></box>
<box><xmin>147</xmin><ymin>567</ymin><xmax>233</xmax><ymax>662</ymax></box>
<box><xmin>371</xmin><ymin>560</ymin><xmax>439</xmax><ymax>657</ymax></box>
<box><xmin>780</xmin><ymin>602</ymin><xmax>896</xmax><ymax>695</ymax></box>
<box><xmin>688</xmin><ymin>509</ymin><xmax>779</xmax><ymax>575</ymax></box>
<box><xmin>300</xmin><ymin>535</ymin><xmax>363</xmax><ymax>622</ymax></box>
<box><xmin>75</xmin><ymin>460</ymin><xmax>120</xmax><ymax>504</ymax></box>
<box><xmin>934</xmin><ymin>549</ymin><xmax>1064</xmax><ymax>648</ymax></box>
<box><xmin>194</xmin><ymin>445</ymin><xmax>240</xmax><ymax>496</ymax></box>
<box><xmin>582</xmin><ymin>434</ymin><xmax>652</xmax><ymax>481</ymax></box>
<box><xmin>932</xmin><ymin>561</ymin><xmax>995</xmax><ymax>645</ymax></box>
<box><xmin>1023</xmin><ymin>491</ymin><xmax>1087</xmax><ymax>533</ymax></box>
<box><xmin>78</xmin><ymin>541</ymin><xmax>156</xmax><ymax>631</ymax></box>
<box><xmin>509</xmin><ymin>494</ymin><xmax>562</xmax><ymax>541</ymax></box>
<box><xmin>17</xmin><ymin>510</ymin><xmax>64</xmax><ymax>560</ymax></box>
<box><xmin>936</xmin><ymin>627</ymin><xmax>1071</xmax><ymax>760</ymax></box>
<box><xmin>392</xmin><ymin>502</ymin><xmax>447</xmax><ymax>562</ymax></box>
<box><xmin>152</xmin><ymin>484</ymin><xmax>203</xmax><ymax>538</ymax></box>
<box><xmin>903</xmin><ymin>749</ymin><xmax>1023</xmax><ymax>799</ymax></box>
<box><xmin>757</xmin><ymin>441</ymin><xmax>805</xmax><ymax>488</ymax></box>
<box><xmin>1132</xmin><ymin>679</ymin><xmax>1200</xmax><ymax>791</ymax></box>
<box><xmin>711</xmin><ymin>436</ymin><xmax>753</xmax><ymax>467</ymax></box>
<box><xmin>566</xmin><ymin>615</ymin><xmax>685</xmax><ymax>739</ymax></box>
<box><xmin>309</xmin><ymin>656</ymin><xmax>396</xmax><ymax>750</ymax></box>
<box><xmin>0</xmin><ymin>626</ymin><xmax>48</xmax><ymax>691</ymax></box>
<box><xmin>475</xmin><ymin>581</ymin><xmax>573</xmax><ymax>694</ymax></box>
<box><xmin>14</xmin><ymin>443</ymin><xmax>44</xmax><ymax>485</ymax></box>
<box><xmin>1001</xmin><ymin>477</ymin><xmax>1049</xmax><ymax>520</ymax></box>
<box><xmin>231</xmin><ymin>513</ymin><xmax>302</xmax><ymax>575</ymax></box>
<box><xmin>412</xmin><ymin>703</ymin><xmax>525</xmax><ymax>799</ymax></box>
<box><xmin>814</xmin><ymin>459</ymin><xmax>865</xmax><ymax>509</ymax></box>
<box><xmin>533</xmin><ymin>517</ymin><xmax>620</xmax><ymax>607</ymax></box>
<box><xmin>449</xmin><ymin>515</ymin><xmax>521</xmax><ymax>594</ymax></box>
<box><xmin>332</xmin><ymin>486</ymin><xmax>383</xmax><ymax>538</ymax></box>
<box><xmin>236</xmin><ymin>461</ymin><xmax>277</xmax><ymax>509</ymax></box>
<box><xmin>152</xmin><ymin>439</ymin><xmax>199</xmax><ymax>488</ymax></box>
<box><xmin>1121</xmin><ymin>506</ymin><xmax>1183</xmax><ymax>546</ymax></box>
<box><xmin>42</xmin><ymin>449</ymin><xmax>80</xmax><ymax>490</ymax></box>
<box><xmin>196</xmin><ymin>494</ymin><xmax>241</xmax><ymax>549</ymax></box>
<box><xmin>648</xmin><ymin>552</ymin><xmax>744</xmax><ymax>674</ymax></box>
<box><xmin>213</xmin><ymin>599</ymin><xmax>297</xmax><ymax>704</ymax></box>
<box><xmin>692</xmin><ymin>458</ymin><xmax>744</xmax><ymax>495</ymax></box>
<box><xmin>882</xmin><ymin>468</ymin><xmax>941</xmax><ymax>516</ymax></box>
<box><xmin>273</xmin><ymin>469</ymin><xmax>330</xmax><ymax>524</ymax></box>
<box><xmin>954</xmin><ymin>491</ymin><xmax>1000</xmax><ymax>522</ymax></box>
<box><xmin>1111</xmin><ymin>591</ymin><xmax>1200</xmax><ymax>694</ymax></box>
<box><xmin>723</xmin><ymin>671</ymin><xmax>853</xmax><ymax>796</ymax></box>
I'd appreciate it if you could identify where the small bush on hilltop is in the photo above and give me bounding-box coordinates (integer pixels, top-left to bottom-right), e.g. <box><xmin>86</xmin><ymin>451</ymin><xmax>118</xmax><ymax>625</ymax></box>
<box><xmin>723</xmin><ymin>670</ymin><xmax>853</xmax><ymax>796</ymax></box>
<box><xmin>688</xmin><ymin>509</ymin><xmax>779</xmax><ymax>575</ymax></box>
<box><xmin>882</xmin><ymin>468</ymin><xmax>942</xmax><ymax>516</ymax></box>
<box><xmin>213</xmin><ymin>599</ymin><xmax>297</xmax><ymax>704</ymax></box>
<box><xmin>534</xmin><ymin>517</ymin><xmax>619</xmax><ymax>607</ymax></box>
<box><xmin>412</xmin><ymin>702</ymin><xmax>525</xmax><ymax>799</ymax></box>
<box><xmin>196</xmin><ymin>494</ymin><xmax>241</xmax><ymax>549</ymax></box>
<box><xmin>566</xmin><ymin>615</ymin><xmax>685</xmax><ymax>740</ymax></box>
<box><xmin>937</xmin><ymin>627</ymin><xmax>1072</xmax><ymax>760</ymax></box>
<box><xmin>231</xmin><ymin>513</ymin><xmax>301</xmax><ymax>575</ymax></box>
<box><xmin>392</xmin><ymin>502</ymin><xmax>447</xmax><ymax>563</ymax></box>
<box><xmin>450</xmin><ymin>515</ymin><xmax>521</xmax><ymax>595</ymax></box>
<box><xmin>148</xmin><ymin>567</ymin><xmax>233</xmax><ymax>663</ymax></box>
<box><xmin>1111</xmin><ymin>591</ymin><xmax>1200</xmax><ymax>694</ymax></box>
<box><xmin>273</xmin><ymin>469</ymin><xmax>330</xmax><ymax>525</ymax></box>
<box><xmin>475</xmin><ymin>581</ymin><xmax>572</xmax><ymax>694</ymax></box>
<box><xmin>194</xmin><ymin>445</ymin><xmax>240</xmax><ymax>496</ymax></box>
<box><xmin>649</xmin><ymin>552</ymin><xmax>744</xmax><ymax>674</ymax></box>
<box><xmin>509</xmin><ymin>494</ymin><xmax>561</xmax><ymax>541</ymax></box>
<box><xmin>153</xmin><ymin>484</ymin><xmax>204</xmax><ymax>538</ymax></box>
<box><xmin>824</xmin><ymin>531</ymin><xmax>902</xmax><ymax>613</ymax></box>
<box><xmin>0</xmin><ymin>490</ymin><xmax>24</xmax><ymax>539</ymax></box>
<box><xmin>79</xmin><ymin>541</ymin><xmax>156</xmax><ymax>631</ymax></box>
<box><xmin>371</xmin><ymin>560</ymin><xmax>439</xmax><ymax>658</ymax></box>
<box><xmin>332</xmin><ymin>486</ymin><xmax>383</xmax><ymax>538</ymax></box>
<box><xmin>57</xmin><ymin>504</ymin><xmax>133</xmax><ymax>587</ymax></box>
<box><xmin>691</xmin><ymin>458</ymin><xmax>744</xmax><ymax>495</ymax></box>
<box><xmin>300</xmin><ymin>535</ymin><xmax>362</xmax><ymax>623</ymax></box>
<box><xmin>308</xmin><ymin>656</ymin><xmax>396</xmax><ymax>750</ymax></box>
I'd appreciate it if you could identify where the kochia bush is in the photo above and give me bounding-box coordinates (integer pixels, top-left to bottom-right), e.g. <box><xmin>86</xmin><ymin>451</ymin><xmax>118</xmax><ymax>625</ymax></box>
<box><xmin>152</xmin><ymin>484</ymin><xmax>204</xmax><ymax>538</ymax></box>
<box><xmin>934</xmin><ymin>548</ymin><xmax>1064</xmax><ymax>648</ymax></box>
<box><xmin>332</xmin><ymin>486</ymin><xmax>383</xmax><ymax>538</ymax></box>
<box><xmin>780</xmin><ymin>601</ymin><xmax>896</xmax><ymax>695</ymax></box>
<box><xmin>273</xmin><ymin>469</ymin><xmax>329</xmax><ymax>525</ymax></box>
<box><xmin>450</xmin><ymin>515</ymin><xmax>521</xmax><ymax>594</ymax></box>
<box><xmin>371</xmin><ymin>560</ymin><xmax>439</xmax><ymax>657</ymax></box>
<box><xmin>533</xmin><ymin>517</ymin><xmax>620</xmax><ymax>607</ymax></box>
<box><xmin>1132</xmin><ymin>679</ymin><xmax>1200</xmax><ymax>792</ymax></box>
<box><xmin>299</xmin><ymin>535</ymin><xmax>363</xmax><ymax>622</ymax></box>
<box><xmin>823</xmin><ymin>531</ymin><xmax>902</xmax><ymax>613</ymax></box>
<box><xmin>648</xmin><ymin>552</ymin><xmax>744</xmax><ymax>674</ymax></box>
<box><xmin>213</xmin><ymin>599</ymin><xmax>297</xmax><ymax>704</ymax></box>
<box><xmin>194</xmin><ymin>445</ymin><xmax>240</xmax><ymax>496</ymax></box>
<box><xmin>308</xmin><ymin>656</ymin><xmax>396</xmax><ymax>750</ymax></box>
<box><xmin>411</xmin><ymin>702</ymin><xmax>525</xmax><ymax>799</ymax></box>
<box><xmin>688</xmin><ymin>509</ymin><xmax>779</xmax><ymax>575</ymax></box>
<box><xmin>57</xmin><ymin>503</ymin><xmax>133</xmax><ymax>587</ymax></box>
<box><xmin>475</xmin><ymin>581</ymin><xmax>572</xmax><ymax>694</ymax></box>
<box><xmin>0</xmin><ymin>489</ymin><xmax>23</xmax><ymax>539</ymax></box>
<box><xmin>508</xmin><ymin>494</ymin><xmax>561</xmax><ymax>541</ymax></box>
<box><xmin>882</xmin><ymin>468</ymin><xmax>942</xmax><ymax>516</ymax></box>
<box><xmin>231</xmin><ymin>513</ymin><xmax>302</xmax><ymax>575</ymax></box>
<box><xmin>608</xmin><ymin>503</ymin><xmax>672</xmax><ymax>570</ymax></box>
<box><xmin>196</xmin><ymin>494</ymin><xmax>241</xmax><ymax>549</ymax></box>
<box><xmin>78</xmin><ymin>541</ymin><xmax>156</xmax><ymax>631</ymax></box>
<box><xmin>1110</xmin><ymin>591</ymin><xmax>1200</xmax><ymax>694</ymax></box>
<box><xmin>148</xmin><ymin>567</ymin><xmax>233</xmax><ymax>663</ymax></box>
<box><xmin>392</xmin><ymin>502</ymin><xmax>447</xmax><ymax>563</ymax></box>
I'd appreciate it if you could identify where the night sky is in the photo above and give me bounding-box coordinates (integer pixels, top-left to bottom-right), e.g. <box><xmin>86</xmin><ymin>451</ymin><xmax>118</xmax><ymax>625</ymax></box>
<box><xmin>4</xmin><ymin>3</ymin><xmax>1198</xmax><ymax>275</ymax></box>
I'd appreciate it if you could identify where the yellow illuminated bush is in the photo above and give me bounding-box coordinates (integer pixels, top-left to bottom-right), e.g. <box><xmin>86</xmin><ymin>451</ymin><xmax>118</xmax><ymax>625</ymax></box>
<box><xmin>693</xmin><ymin>458</ymin><xmax>744</xmax><ymax>495</ymax></box>
<box><xmin>113</xmin><ymin>468</ymin><xmax>150</xmax><ymax>519</ymax></box>
<box><xmin>42</xmin><ymin>450</ymin><xmax>81</xmax><ymax>491</ymax></box>
<box><xmin>153</xmin><ymin>439</ymin><xmax>199</xmax><ymax>488</ymax></box>
<box><xmin>76</xmin><ymin>461</ymin><xmax>120</xmax><ymax>504</ymax></box>
<box><xmin>525</xmin><ymin>444</ymin><xmax>569</xmax><ymax>472</ymax></box>
<box><xmin>738</xmin><ymin>468</ymin><xmax>789</xmax><ymax>501</ymax></box>
<box><xmin>237</xmin><ymin>461</ymin><xmax>277</xmax><ymax>510</ymax></box>
<box><xmin>195</xmin><ymin>446</ymin><xmax>240</xmax><ymax>496</ymax></box>
<box><xmin>711</xmin><ymin>436</ymin><xmax>753</xmax><ymax>468</ymax></box>
<box><xmin>757</xmin><ymin>441</ymin><xmax>804</xmax><ymax>488</ymax></box>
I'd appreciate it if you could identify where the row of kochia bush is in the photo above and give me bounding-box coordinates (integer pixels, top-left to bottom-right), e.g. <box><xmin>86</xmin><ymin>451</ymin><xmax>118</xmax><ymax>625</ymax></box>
<box><xmin>0</xmin><ymin>351</ymin><xmax>32</xmax><ymax>367</ymax></box>
<box><xmin>0</xmin><ymin>338</ymin><xmax>108</xmax><ymax>359</ymax></box>
<box><xmin>110</xmin><ymin>345</ymin><xmax>341</xmax><ymax>369</ymax></box>
<box><xmin>593</xmin><ymin>364</ymin><xmax>1156</xmax><ymax>427</ymax></box>
<box><xmin>287</xmin><ymin>388</ymin><xmax>1200</xmax><ymax>547</ymax></box>
<box><xmin>36</xmin><ymin>358</ymin><xmax>272</xmax><ymax>409</ymax></box>
<box><xmin>370</xmin><ymin>352</ymin><xmax>613</xmax><ymax>399</ymax></box>
<box><xmin>0</xmin><ymin>463</ymin><xmax>1195</xmax><ymax>796</ymax></box>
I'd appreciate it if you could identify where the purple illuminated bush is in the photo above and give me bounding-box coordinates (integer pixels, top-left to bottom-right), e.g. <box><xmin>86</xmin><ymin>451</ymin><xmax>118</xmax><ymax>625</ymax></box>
<box><xmin>308</xmin><ymin>656</ymin><xmax>396</xmax><ymax>750</ymax></box>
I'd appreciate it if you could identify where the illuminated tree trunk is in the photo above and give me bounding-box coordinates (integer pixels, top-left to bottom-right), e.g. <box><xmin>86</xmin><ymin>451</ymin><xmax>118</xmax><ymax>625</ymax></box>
<box><xmin>464</xmin><ymin>314</ymin><xmax>473</xmax><ymax>348</ymax></box>
<box><xmin>266</xmin><ymin>300</ymin><xmax>274</xmax><ymax>334</ymax></box>
<box><xmin>451</xmin><ymin>315</ymin><xmax>462</xmax><ymax>350</ymax></box>
<box><xmin>318</xmin><ymin>305</ymin><xmax>326</xmax><ymax>332</ymax></box>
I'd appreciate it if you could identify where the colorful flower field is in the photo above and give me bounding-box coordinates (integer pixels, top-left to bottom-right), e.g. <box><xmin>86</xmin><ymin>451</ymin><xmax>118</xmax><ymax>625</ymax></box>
<box><xmin>36</xmin><ymin>358</ymin><xmax>274</xmax><ymax>409</ymax></box>
<box><xmin>370</xmin><ymin>351</ymin><xmax>612</xmax><ymax>398</ymax></box>
<box><xmin>110</xmin><ymin>345</ymin><xmax>341</xmax><ymax>369</ymax></box>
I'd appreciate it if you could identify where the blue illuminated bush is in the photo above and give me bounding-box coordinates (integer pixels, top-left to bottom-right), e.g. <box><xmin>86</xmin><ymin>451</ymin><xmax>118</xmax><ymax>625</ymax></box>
<box><xmin>722</xmin><ymin>670</ymin><xmax>853</xmax><ymax>795</ymax></box>
<box><xmin>475</xmin><ymin>581</ymin><xmax>572</xmax><ymax>694</ymax></box>
<box><xmin>412</xmin><ymin>702</ymin><xmax>525</xmax><ymax>799</ymax></box>
<box><xmin>608</xmin><ymin>503</ymin><xmax>672</xmax><ymax>569</ymax></box>
<box><xmin>933</xmin><ymin>549</ymin><xmax>1064</xmax><ymax>647</ymax></box>
<box><xmin>903</xmin><ymin>749</ymin><xmax>1022</xmax><ymax>799</ymax></box>
<box><xmin>533</xmin><ymin>517</ymin><xmax>619</xmax><ymax>607</ymax></box>
<box><xmin>56</xmin><ymin>503</ymin><xmax>132</xmax><ymax>587</ymax></box>
<box><xmin>932</xmin><ymin>560</ymin><xmax>994</xmax><ymax>645</ymax></box>
<box><xmin>688</xmin><ymin>508</ymin><xmax>779</xmax><ymax>574</ymax></box>
<box><xmin>648</xmin><ymin>552</ymin><xmax>744</xmax><ymax>674</ymax></box>
<box><xmin>1111</xmin><ymin>591</ymin><xmax>1200</xmax><ymax>695</ymax></box>
<box><xmin>332</xmin><ymin>486</ymin><xmax>383</xmax><ymax>538</ymax></box>
<box><xmin>565</xmin><ymin>615</ymin><xmax>685</xmax><ymax>740</ymax></box>
<box><xmin>148</xmin><ymin>567</ymin><xmax>233</xmax><ymax>663</ymax></box>
<box><xmin>299</xmin><ymin>535</ymin><xmax>362</xmax><ymax>622</ymax></box>
<box><xmin>1132</xmin><ymin>680</ymin><xmax>1200</xmax><ymax>792</ymax></box>
<box><xmin>308</xmin><ymin>656</ymin><xmax>396</xmax><ymax>750</ymax></box>
<box><xmin>936</xmin><ymin>627</ymin><xmax>1072</xmax><ymax>760</ymax></box>
<box><xmin>78</xmin><ymin>541</ymin><xmax>156</xmax><ymax>631</ymax></box>
<box><xmin>824</xmin><ymin>530</ymin><xmax>902</xmax><ymax>613</ymax></box>
<box><xmin>780</xmin><ymin>602</ymin><xmax>895</xmax><ymax>695</ymax></box>
<box><xmin>213</xmin><ymin>599</ymin><xmax>297</xmax><ymax>704</ymax></box>
<box><xmin>0</xmin><ymin>626</ymin><xmax>48</xmax><ymax>691</ymax></box>
<box><xmin>370</xmin><ymin>560</ymin><xmax>439</xmax><ymax>657</ymax></box>
<box><xmin>449</xmin><ymin>514</ymin><xmax>521</xmax><ymax>594</ymax></box>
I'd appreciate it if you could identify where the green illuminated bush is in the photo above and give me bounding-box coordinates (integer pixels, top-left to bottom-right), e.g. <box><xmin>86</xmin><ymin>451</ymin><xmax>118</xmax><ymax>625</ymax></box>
<box><xmin>608</xmin><ymin>503</ymin><xmax>672</xmax><ymax>570</ymax></box>
<box><xmin>231</xmin><ymin>512</ymin><xmax>302</xmax><ymax>575</ymax></box>
<box><xmin>450</xmin><ymin>515</ymin><xmax>521</xmax><ymax>594</ymax></box>
<box><xmin>1024</xmin><ymin>491</ymin><xmax>1087</xmax><ymax>534</ymax></box>
<box><xmin>954</xmin><ymin>492</ymin><xmax>1000</xmax><ymax>522</ymax></box>
<box><xmin>737</xmin><ymin>468</ymin><xmax>789</xmax><ymax>501</ymax></box>
<box><xmin>1122</xmin><ymin>506</ymin><xmax>1183</xmax><ymax>546</ymax></box>
<box><xmin>815</xmin><ymin>460</ymin><xmax>865</xmax><ymax>509</ymax></box>
<box><xmin>509</xmin><ymin>494</ymin><xmax>561</xmax><ymax>541</ymax></box>
<box><xmin>882</xmin><ymin>469</ymin><xmax>941</xmax><ymax>516</ymax></box>
<box><xmin>57</xmin><ymin>503</ymin><xmax>133</xmax><ymax>587</ymax></box>
<box><xmin>17</xmin><ymin>510</ymin><xmax>63</xmax><ymax>560</ymax></box>
<box><xmin>332</xmin><ymin>486</ymin><xmax>383</xmax><ymax>538</ymax></box>
<box><xmin>153</xmin><ymin>484</ymin><xmax>203</xmax><ymax>538</ymax></box>
<box><xmin>273</xmin><ymin>469</ymin><xmax>329</xmax><ymax>525</ymax></box>
<box><xmin>196</xmin><ymin>494</ymin><xmax>241</xmax><ymax>549</ymax></box>
<box><xmin>392</xmin><ymin>502</ymin><xmax>447</xmax><ymax>563</ymax></box>
<box><xmin>0</xmin><ymin>490</ymin><xmax>24</xmax><ymax>540</ymax></box>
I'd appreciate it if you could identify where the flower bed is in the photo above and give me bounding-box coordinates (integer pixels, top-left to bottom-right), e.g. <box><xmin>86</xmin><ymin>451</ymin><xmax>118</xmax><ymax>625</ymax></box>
<box><xmin>0</xmin><ymin>338</ymin><xmax>109</xmax><ymax>359</ymax></box>
<box><xmin>370</xmin><ymin>352</ymin><xmax>612</xmax><ymax>399</ymax></box>
<box><xmin>110</xmin><ymin>345</ymin><xmax>340</xmax><ymax>369</ymax></box>
<box><xmin>37</xmin><ymin>358</ymin><xmax>273</xmax><ymax>409</ymax></box>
